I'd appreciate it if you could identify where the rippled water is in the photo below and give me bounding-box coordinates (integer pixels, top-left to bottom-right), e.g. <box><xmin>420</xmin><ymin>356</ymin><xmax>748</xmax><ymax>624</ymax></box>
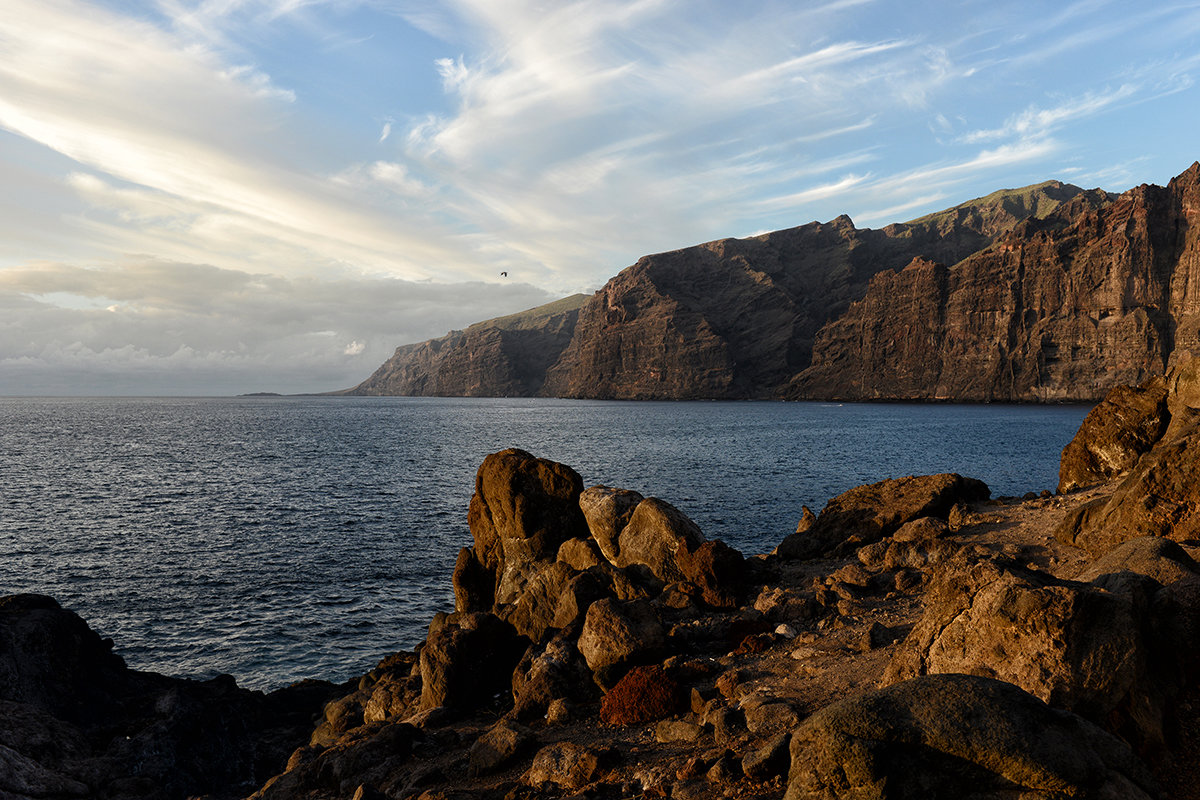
<box><xmin>0</xmin><ymin>396</ymin><xmax>1088</xmax><ymax>690</ymax></box>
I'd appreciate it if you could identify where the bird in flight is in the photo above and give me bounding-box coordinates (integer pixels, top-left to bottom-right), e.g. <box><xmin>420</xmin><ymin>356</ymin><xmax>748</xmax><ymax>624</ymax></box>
<box><xmin>500</xmin><ymin>271</ymin><xmax>508</xmax><ymax>277</ymax></box>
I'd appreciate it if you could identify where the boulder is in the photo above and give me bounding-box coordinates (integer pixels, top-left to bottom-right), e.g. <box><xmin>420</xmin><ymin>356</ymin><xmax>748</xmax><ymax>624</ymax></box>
<box><xmin>511</xmin><ymin>635</ymin><xmax>594</xmax><ymax>720</ymax></box>
<box><xmin>454</xmin><ymin>449</ymin><xmax>589</xmax><ymax>611</ymax></box>
<box><xmin>776</xmin><ymin>473</ymin><xmax>989</xmax><ymax>559</ymax></box>
<box><xmin>882</xmin><ymin>555</ymin><xmax>1176</xmax><ymax>752</ymax></box>
<box><xmin>615</xmin><ymin>497</ymin><xmax>706</xmax><ymax>582</ymax></box>
<box><xmin>501</xmin><ymin>561</ymin><xmax>579</xmax><ymax>642</ymax></box>
<box><xmin>598</xmin><ymin>665</ymin><xmax>685</xmax><ymax>726</ymax></box>
<box><xmin>467</xmin><ymin>719</ymin><xmax>535</xmax><ymax>777</ymax></box>
<box><xmin>784</xmin><ymin>674</ymin><xmax>1159</xmax><ymax>800</ymax></box>
<box><xmin>1056</xmin><ymin>423</ymin><xmax>1200</xmax><ymax>556</ymax></box>
<box><xmin>419</xmin><ymin>612</ymin><xmax>528</xmax><ymax>712</ymax></box>
<box><xmin>1074</xmin><ymin>536</ymin><xmax>1200</xmax><ymax>584</ymax></box>
<box><xmin>1058</xmin><ymin>377</ymin><xmax>1169</xmax><ymax>493</ymax></box>
<box><xmin>675</xmin><ymin>539</ymin><xmax>747</xmax><ymax>609</ymax></box>
<box><xmin>525</xmin><ymin>742</ymin><xmax>607</xmax><ymax>790</ymax></box>
<box><xmin>742</xmin><ymin>732</ymin><xmax>791</xmax><ymax>782</ymax></box>
<box><xmin>579</xmin><ymin>485</ymin><xmax>644</xmax><ymax>562</ymax></box>
<box><xmin>577</xmin><ymin>599</ymin><xmax>667</xmax><ymax>689</ymax></box>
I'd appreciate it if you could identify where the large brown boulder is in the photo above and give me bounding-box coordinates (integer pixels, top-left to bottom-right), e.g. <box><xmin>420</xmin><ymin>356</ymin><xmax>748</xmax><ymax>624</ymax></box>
<box><xmin>785</xmin><ymin>674</ymin><xmax>1159</xmax><ymax>800</ymax></box>
<box><xmin>883</xmin><ymin>556</ymin><xmax>1180</xmax><ymax>752</ymax></box>
<box><xmin>578</xmin><ymin>485</ymin><xmax>644</xmax><ymax>562</ymax></box>
<box><xmin>419</xmin><ymin>612</ymin><xmax>528</xmax><ymax>712</ymax></box>
<box><xmin>777</xmin><ymin>473</ymin><xmax>989</xmax><ymax>559</ymax></box>
<box><xmin>454</xmin><ymin>449</ymin><xmax>589</xmax><ymax>612</ymax></box>
<box><xmin>614</xmin><ymin>497</ymin><xmax>705</xmax><ymax>583</ymax></box>
<box><xmin>1058</xmin><ymin>377</ymin><xmax>1169</xmax><ymax>493</ymax></box>
<box><xmin>1056</xmin><ymin>423</ymin><xmax>1200</xmax><ymax>556</ymax></box>
<box><xmin>577</xmin><ymin>598</ymin><xmax>666</xmax><ymax>689</ymax></box>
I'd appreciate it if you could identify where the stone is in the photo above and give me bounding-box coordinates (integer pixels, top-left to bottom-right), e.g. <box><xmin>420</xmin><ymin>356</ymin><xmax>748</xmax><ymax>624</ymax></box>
<box><xmin>511</xmin><ymin>636</ymin><xmax>594</xmax><ymax>721</ymax></box>
<box><xmin>556</xmin><ymin>537</ymin><xmax>604</xmax><ymax>571</ymax></box>
<box><xmin>419</xmin><ymin>612</ymin><xmax>528</xmax><ymax>712</ymax></box>
<box><xmin>742</xmin><ymin>732</ymin><xmax>791</xmax><ymax>782</ymax></box>
<box><xmin>883</xmin><ymin>555</ymin><xmax>1178</xmax><ymax>751</ymax></box>
<box><xmin>674</xmin><ymin>539</ymin><xmax>747</xmax><ymax>608</ymax></box>
<box><xmin>598</xmin><ymin>665</ymin><xmax>685</xmax><ymax>726</ymax></box>
<box><xmin>1058</xmin><ymin>377</ymin><xmax>1169</xmax><ymax>492</ymax></box>
<box><xmin>1057</xmin><ymin>422</ymin><xmax>1200</xmax><ymax>556</ymax></box>
<box><xmin>784</xmin><ymin>674</ymin><xmax>1159</xmax><ymax>800</ymax></box>
<box><xmin>454</xmin><ymin>449</ymin><xmax>589</xmax><ymax>611</ymax></box>
<box><xmin>1073</xmin><ymin>536</ymin><xmax>1200</xmax><ymax>584</ymax></box>
<box><xmin>654</xmin><ymin>719</ymin><xmax>704</xmax><ymax>743</ymax></box>
<box><xmin>502</xmin><ymin>561</ymin><xmax>579</xmax><ymax>642</ymax></box>
<box><xmin>467</xmin><ymin>719</ymin><xmax>535</xmax><ymax>777</ymax></box>
<box><xmin>525</xmin><ymin>742</ymin><xmax>605</xmax><ymax>790</ymax></box>
<box><xmin>577</xmin><ymin>598</ymin><xmax>666</xmax><ymax>688</ymax></box>
<box><xmin>776</xmin><ymin>473</ymin><xmax>989</xmax><ymax>559</ymax></box>
<box><xmin>578</xmin><ymin>485</ymin><xmax>644</xmax><ymax>561</ymax></box>
<box><xmin>615</xmin><ymin>497</ymin><xmax>706</xmax><ymax>583</ymax></box>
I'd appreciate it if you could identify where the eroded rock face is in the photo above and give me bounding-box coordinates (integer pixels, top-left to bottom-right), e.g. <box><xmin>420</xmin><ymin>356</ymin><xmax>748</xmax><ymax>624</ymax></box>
<box><xmin>1058</xmin><ymin>377</ymin><xmax>1169</xmax><ymax>492</ymax></box>
<box><xmin>0</xmin><ymin>595</ymin><xmax>340</xmax><ymax>800</ymax></box>
<box><xmin>883</xmin><ymin>555</ymin><xmax>1187</xmax><ymax>752</ymax></box>
<box><xmin>790</xmin><ymin>164</ymin><xmax>1200</xmax><ymax>402</ymax></box>
<box><xmin>419</xmin><ymin>612</ymin><xmax>528</xmax><ymax>712</ymax></box>
<box><xmin>777</xmin><ymin>473</ymin><xmax>989</xmax><ymax>559</ymax></box>
<box><xmin>785</xmin><ymin>674</ymin><xmax>1159</xmax><ymax>800</ymax></box>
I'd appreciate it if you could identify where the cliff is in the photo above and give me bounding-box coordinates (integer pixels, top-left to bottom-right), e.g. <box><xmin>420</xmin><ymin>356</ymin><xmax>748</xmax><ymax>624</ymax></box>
<box><xmin>788</xmin><ymin>163</ymin><xmax>1200</xmax><ymax>401</ymax></box>
<box><xmin>347</xmin><ymin>179</ymin><xmax>1121</xmax><ymax>399</ymax></box>
<box><xmin>347</xmin><ymin>294</ymin><xmax>588</xmax><ymax>397</ymax></box>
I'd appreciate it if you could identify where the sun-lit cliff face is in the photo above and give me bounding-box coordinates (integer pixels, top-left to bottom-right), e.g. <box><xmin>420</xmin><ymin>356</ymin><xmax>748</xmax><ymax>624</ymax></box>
<box><xmin>349</xmin><ymin>163</ymin><xmax>1200</xmax><ymax>402</ymax></box>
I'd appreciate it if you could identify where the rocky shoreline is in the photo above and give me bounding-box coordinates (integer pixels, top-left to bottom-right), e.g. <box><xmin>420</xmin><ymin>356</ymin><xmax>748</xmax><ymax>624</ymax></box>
<box><xmin>7</xmin><ymin>363</ymin><xmax>1200</xmax><ymax>799</ymax></box>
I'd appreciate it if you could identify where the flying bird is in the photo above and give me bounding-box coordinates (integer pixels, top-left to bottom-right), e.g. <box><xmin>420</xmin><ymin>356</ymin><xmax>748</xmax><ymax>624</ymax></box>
<box><xmin>500</xmin><ymin>271</ymin><xmax>508</xmax><ymax>277</ymax></box>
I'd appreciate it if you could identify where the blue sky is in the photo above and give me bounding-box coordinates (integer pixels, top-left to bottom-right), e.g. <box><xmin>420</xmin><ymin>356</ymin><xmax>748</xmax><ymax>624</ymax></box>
<box><xmin>2</xmin><ymin>0</ymin><xmax>1199</xmax><ymax>394</ymax></box>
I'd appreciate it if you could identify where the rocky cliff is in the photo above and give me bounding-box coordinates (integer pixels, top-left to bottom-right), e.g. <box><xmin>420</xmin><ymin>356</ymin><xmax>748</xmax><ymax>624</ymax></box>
<box><xmin>347</xmin><ymin>294</ymin><xmax>588</xmax><ymax>397</ymax></box>
<box><xmin>347</xmin><ymin>178</ymin><xmax>1127</xmax><ymax>399</ymax></box>
<box><xmin>788</xmin><ymin>163</ymin><xmax>1200</xmax><ymax>401</ymax></box>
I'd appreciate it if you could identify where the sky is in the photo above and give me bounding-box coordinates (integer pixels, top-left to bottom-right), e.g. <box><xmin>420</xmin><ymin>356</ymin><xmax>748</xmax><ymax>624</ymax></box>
<box><xmin>2</xmin><ymin>1</ymin><xmax>1199</xmax><ymax>395</ymax></box>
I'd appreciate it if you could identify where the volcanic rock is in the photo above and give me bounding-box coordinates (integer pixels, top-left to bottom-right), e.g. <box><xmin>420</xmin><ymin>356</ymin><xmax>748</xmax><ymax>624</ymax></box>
<box><xmin>784</xmin><ymin>674</ymin><xmax>1160</xmax><ymax>800</ymax></box>
<box><xmin>598</xmin><ymin>664</ymin><xmax>685</xmax><ymax>726</ymax></box>
<box><xmin>577</xmin><ymin>598</ymin><xmax>666</xmax><ymax>689</ymax></box>
<box><xmin>419</xmin><ymin>612</ymin><xmax>528</xmax><ymax>712</ymax></box>
<box><xmin>578</xmin><ymin>485</ymin><xmax>644</xmax><ymax>562</ymax></box>
<box><xmin>776</xmin><ymin>473</ymin><xmax>989</xmax><ymax>559</ymax></box>
<box><xmin>1058</xmin><ymin>376</ymin><xmax>1169</xmax><ymax>492</ymax></box>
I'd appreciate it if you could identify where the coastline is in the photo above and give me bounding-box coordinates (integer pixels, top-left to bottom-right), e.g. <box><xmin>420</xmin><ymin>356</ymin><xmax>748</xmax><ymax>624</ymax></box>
<box><xmin>5</xmin><ymin>369</ymin><xmax>1200</xmax><ymax>798</ymax></box>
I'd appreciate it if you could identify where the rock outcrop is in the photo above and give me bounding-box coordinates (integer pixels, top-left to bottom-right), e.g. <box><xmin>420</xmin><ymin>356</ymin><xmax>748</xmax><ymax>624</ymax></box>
<box><xmin>1057</xmin><ymin>357</ymin><xmax>1200</xmax><ymax>556</ymax></box>
<box><xmin>0</xmin><ymin>594</ymin><xmax>342</xmax><ymax>800</ymax></box>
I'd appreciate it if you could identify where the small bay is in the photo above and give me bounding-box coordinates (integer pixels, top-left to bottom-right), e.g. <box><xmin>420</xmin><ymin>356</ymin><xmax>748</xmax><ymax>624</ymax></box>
<box><xmin>0</xmin><ymin>396</ymin><xmax>1089</xmax><ymax>690</ymax></box>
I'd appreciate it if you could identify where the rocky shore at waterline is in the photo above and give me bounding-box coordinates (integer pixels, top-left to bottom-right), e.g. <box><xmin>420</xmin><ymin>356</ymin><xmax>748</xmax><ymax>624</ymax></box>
<box><xmin>8</xmin><ymin>366</ymin><xmax>1200</xmax><ymax>799</ymax></box>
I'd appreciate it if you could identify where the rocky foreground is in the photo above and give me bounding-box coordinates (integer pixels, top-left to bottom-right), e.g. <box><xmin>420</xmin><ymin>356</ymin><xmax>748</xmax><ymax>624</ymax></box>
<box><xmin>8</xmin><ymin>364</ymin><xmax>1200</xmax><ymax>799</ymax></box>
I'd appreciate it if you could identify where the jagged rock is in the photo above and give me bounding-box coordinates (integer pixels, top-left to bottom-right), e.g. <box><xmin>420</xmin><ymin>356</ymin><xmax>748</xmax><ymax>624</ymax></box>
<box><xmin>1074</xmin><ymin>536</ymin><xmax>1200</xmax><ymax>584</ymax></box>
<box><xmin>614</xmin><ymin>497</ymin><xmax>705</xmax><ymax>583</ymax></box>
<box><xmin>742</xmin><ymin>732</ymin><xmax>791</xmax><ymax>782</ymax></box>
<box><xmin>784</xmin><ymin>674</ymin><xmax>1160</xmax><ymax>800</ymax></box>
<box><xmin>454</xmin><ymin>449</ymin><xmax>588</xmax><ymax>612</ymax></box>
<box><xmin>883</xmin><ymin>555</ymin><xmax>1182</xmax><ymax>751</ymax></box>
<box><xmin>525</xmin><ymin>742</ymin><xmax>606</xmax><ymax>790</ymax></box>
<box><xmin>467</xmin><ymin>719</ymin><xmax>535</xmax><ymax>777</ymax></box>
<box><xmin>674</xmin><ymin>539</ymin><xmax>747</xmax><ymax>608</ymax></box>
<box><xmin>1058</xmin><ymin>377</ymin><xmax>1169</xmax><ymax>492</ymax></box>
<box><xmin>0</xmin><ymin>594</ymin><xmax>340</xmax><ymax>800</ymax></box>
<box><xmin>777</xmin><ymin>473</ymin><xmax>989</xmax><ymax>559</ymax></box>
<box><xmin>598</xmin><ymin>665</ymin><xmax>685</xmax><ymax>726</ymax></box>
<box><xmin>511</xmin><ymin>635</ymin><xmax>594</xmax><ymax>721</ymax></box>
<box><xmin>419</xmin><ymin>612</ymin><xmax>528</xmax><ymax>712</ymax></box>
<box><xmin>255</xmin><ymin>723</ymin><xmax>421</xmax><ymax>800</ymax></box>
<box><xmin>578</xmin><ymin>485</ymin><xmax>644</xmax><ymax>562</ymax></box>
<box><xmin>555</xmin><ymin>537</ymin><xmax>604</xmax><ymax>570</ymax></box>
<box><xmin>577</xmin><ymin>599</ymin><xmax>666</xmax><ymax>689</ymax></box>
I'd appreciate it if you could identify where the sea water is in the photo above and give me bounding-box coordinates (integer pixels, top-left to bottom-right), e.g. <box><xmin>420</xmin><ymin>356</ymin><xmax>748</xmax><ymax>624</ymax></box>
<box><xmin>0</xmin><ymin>396</ymin><xmax>1089</xmax><ymax>690</ymax></box>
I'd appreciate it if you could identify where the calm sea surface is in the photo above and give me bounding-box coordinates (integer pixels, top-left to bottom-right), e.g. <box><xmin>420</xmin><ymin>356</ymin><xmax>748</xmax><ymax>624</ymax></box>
<box><xmin>1</xmin><ymin>396</ymin><xmax>1089</xmax><ymax>690</ymax></box>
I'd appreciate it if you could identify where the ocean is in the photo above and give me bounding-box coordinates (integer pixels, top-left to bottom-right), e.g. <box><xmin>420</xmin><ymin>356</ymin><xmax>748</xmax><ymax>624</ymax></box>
<box><xmin>0</xmin><ymin>396</ymin><xmax>1090</xmax><ymax>691</ymax></box>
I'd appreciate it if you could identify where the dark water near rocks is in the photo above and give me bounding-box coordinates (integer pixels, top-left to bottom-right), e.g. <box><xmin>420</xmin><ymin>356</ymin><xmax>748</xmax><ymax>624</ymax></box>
<box><xmin>0</xmin><ymin>396</ymin><xmax>1089</xmax><ymax>690</ymax></box>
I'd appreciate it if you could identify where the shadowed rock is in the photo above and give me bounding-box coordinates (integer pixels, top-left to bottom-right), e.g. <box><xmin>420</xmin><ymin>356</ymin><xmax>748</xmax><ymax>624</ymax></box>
<box><xmin>1058</xmin><ymin>377</ymin><xmax>1169</xmax><ymax>492</ymax></box>
<box><xmin>785</xmin><ymin>674</ymin><xmax>1160</xmax><ymax>800</ymax></box>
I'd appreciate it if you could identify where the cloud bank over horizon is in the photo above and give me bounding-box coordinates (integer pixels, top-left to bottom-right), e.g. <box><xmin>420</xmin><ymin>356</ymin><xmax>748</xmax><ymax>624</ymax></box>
<box><xmin>2</xmin><ymin>0</ymin><xmax>1199</xmax><ymax>394</ymax></box>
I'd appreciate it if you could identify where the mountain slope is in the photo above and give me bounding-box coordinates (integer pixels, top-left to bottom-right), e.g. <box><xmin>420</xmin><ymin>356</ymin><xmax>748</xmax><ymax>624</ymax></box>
<box><xmin>348</xmin><ymin>179</ymin><xmax>1113</xmax><ymax>399</ymax></box>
